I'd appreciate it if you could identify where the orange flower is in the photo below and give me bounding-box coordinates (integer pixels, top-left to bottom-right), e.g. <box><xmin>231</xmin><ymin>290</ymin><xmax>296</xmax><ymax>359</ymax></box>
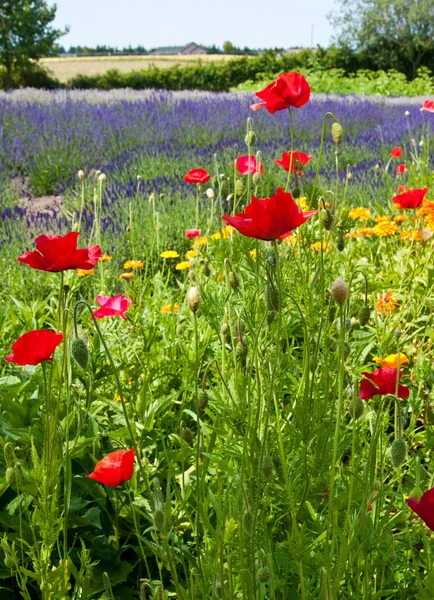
<box><xmin>348</xmin><ymin>207</ymin><xmax>371</xmax><ymax>220</ymax></box>
<box><xmin>310</xmin><ymin>241</ymin><xmax>332</xmax><ymax>251</ymax></box>
<box><xmin>373</xmin><ymin>353</ymin><xmax>409</xmax><ymax>368</ymax></box>
<box><xmin>98</xmin><ymin>254</ymin><xmax>112</xmax><ymax>262</ymax></box>
<box><xmin>401</xmin><ymin>230</ymin><xmax>422</xmax><ymax>241</ymax></box>
<box><xmin>77</xmin><ymin>268</ymin><xmax>95</xmax><ymax>276</ymax></box>
<box><xmin>373</xmin><ymin>221</ymin><xmax>398</xmax><ymax>236</ymax></box>
<box><xmin>119</xmin><ymin>272</ymin><xmax>134</xmax><ymax>279</ymax></box>
<box><xmin>394</xmin><ymin>215</ymin><xmax>408</xmax><ymax>223</ymax></box>
<box><xmin>376</xmin><ymin>291</ymin><xmax>399</xmax><ymax>314</ymax></box>
<box><xmin>356</xmin><ymin>227</ymin><xmax>375</xmax><ymax>236</ymax></box>
<box><xmin>123</xmin><ymin>259</ymin><xmax>143</xmax><ymax>269</ymax></box>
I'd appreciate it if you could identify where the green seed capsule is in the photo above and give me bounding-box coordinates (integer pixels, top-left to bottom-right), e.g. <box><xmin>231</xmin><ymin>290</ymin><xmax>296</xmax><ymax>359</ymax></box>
<box><xmin>71</xmin><ymin>338</ymin><xmax>90</xmax><ymax>369</ymax></box>
<box><xmin>153</xmin><ymin>509</ymin><xmax>166</xmax><ymax>533</ymax></box>
<box><xmin>257</xmin><ymin>567</ymin><xmax>271</xmax><ymax>583</ymax></box>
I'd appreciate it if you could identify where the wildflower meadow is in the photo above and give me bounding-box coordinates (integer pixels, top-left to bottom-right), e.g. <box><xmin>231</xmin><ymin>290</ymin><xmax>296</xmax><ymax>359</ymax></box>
<box><xmin>2</xmin><ymin>76</ymin><xmax>434</xmax><ymax>599</ymax></box>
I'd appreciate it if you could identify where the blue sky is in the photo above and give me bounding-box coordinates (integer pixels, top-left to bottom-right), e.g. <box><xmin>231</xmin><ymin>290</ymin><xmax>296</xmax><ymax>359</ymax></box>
<box><xmin>53</xmin><ymin>0</ymin><xmax>337</xmax><ymax>50</ymax></box>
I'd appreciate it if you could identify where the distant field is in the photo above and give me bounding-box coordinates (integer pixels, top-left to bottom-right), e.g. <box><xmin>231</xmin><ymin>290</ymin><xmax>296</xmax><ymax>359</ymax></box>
<box><xmin>40</xmin><ymin>54</ymin><xmax>237</xmax><ymax>82</ymax></box>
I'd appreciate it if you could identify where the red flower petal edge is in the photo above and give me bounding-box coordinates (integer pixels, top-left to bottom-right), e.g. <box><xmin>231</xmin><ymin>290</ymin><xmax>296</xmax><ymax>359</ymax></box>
<box><xmin>408</xmin><ymin>488</ymin><xmax>434</xmax><ymax>531</ymax></box>
<box><xmin>5</xmin><ymin>330</ymin><xmax>64</xmax><ymax>366</ymax></box>
<box><xmin>184</xmin><ymin>169</ymin><xmax>211</xmax><ymax>184</ymax></box>
<box><xmin>86</xmin><ymin>448</ymin><xmax>135</xmax><ymax>487</ymax></box>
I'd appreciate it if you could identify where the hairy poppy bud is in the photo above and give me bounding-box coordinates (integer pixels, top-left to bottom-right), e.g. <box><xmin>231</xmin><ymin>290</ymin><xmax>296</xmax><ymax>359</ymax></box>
<box><xmin>153</xmin><ymin>509</ymin><xmax>166</xmax><ymax>533</ymax></box>
<box><xmin>5</xmin><ymin>467</ymin><xmax>16</xmax><ymax>486</ymax></box>
<box><xmin>245</xmin><ymin>130</ymin><xmax>257</xmax><ymax>146</ymax></box>
<box><xmin>242</xmin><ymin>511</ymin><xmax>254</xmax><ymax>537</ymax></box>
<box><xmin>390</xmin><ymin>439</ymin><xmax>407</xmax><ymax>468</ymax></box>
<box><xmin>187</xmin><ymin>287</ymin><xmax>200</xmax><ymax>313</ymax></box>
<box><xmin>214</xmin><ymin>578</ymin><xmax>223</xmax><ymax>598</ymax></box>
<box><xmin>257</xmin><ymin>567</ymin><xmax>271</xmax><ymax>583</ymax></box>
<box><xmin>350</xmin><ymin>397</ymin><xmax>364</xmax><ymax>419</ymax></box>
<box><xmin>235</xmin><ymin>179</ymin><xmax>245</xmax><ymax>196</ymax></box>
<box><xmin>252</xmin><ymin>172</ymin><xmax>261</xmax><ymax>186</ymax></box>
<box><xmin>395</xmin><ymin>328</ymin><xmax>402</xmax><ymax>339</ymax></box>
<box><xmin>4</xmin><ymin>556</ymin><xmax>14</xmax><ymax>569</ymax></box>
<box><xmin>71</xmin><ymin>338</ymin><xmax>90</xmax><ymax>370</ymax></box>
<box><xmin>262</xmin><ymin>455</ymin><xmax>274</xmax><ymax>477</ymax></box>
<box><xmin>228</xmin><ymin>270</ymin><xmax>240</xmax><ymax>290</ymax></box>
<box><xmin>4</xmin><ymin>442</ymin><xmax>15</xmax><ymax>468</ymax></box>
<box><xmin>212</xmin><ymin>175</ymin><xmax>219</xmax><ymax>188</ymax></box>
<box><xmin>344</xmin><ymin>341</ymin><xmax>351</xmax><ymax>358</ymax></box>
<box><xmin>331</xmin><ymin>277</ymin><xmax>348</xmax><ymax>304</ymax></box>
<box><xmin>337</xmin><ymin>234</ymin><xmax>345</xmax><ymax>251</ymax></box>
<box><xmin>359</xmin><ymin>305</ymin><xmax>370</xmax><ymax>326</ymax></box>
<box><xmin>181</xmin><ymin>427</ymin><xmax>194</xmax><ymax>445</ymax></box>
<box><xmin>221</xmin><ymin>321</ymin><xmax>231</xmax><ymax>344</ymax></box>
<box><xmin>267</xmin><ymin>284</ymin><xmax>279</xmax><ymax>312</ymax></box>
<box><xmin>321</xmin><ymin>208</ymin><xmax>334</xmax><ymax>230</ymax></box>
<box><xmin>198</xmin><ymin>390</ymin><xmax>209</xmax><ymax>410</ymax></box>
<box><xmin>331</xmin><ymin>122</ymin><xmax>344</xmax><ymax>145</ymax></box>
<box><xmin>236</xmin><ymin>341</ymin><xmax>248</xmax><ymax>365</ymax></box>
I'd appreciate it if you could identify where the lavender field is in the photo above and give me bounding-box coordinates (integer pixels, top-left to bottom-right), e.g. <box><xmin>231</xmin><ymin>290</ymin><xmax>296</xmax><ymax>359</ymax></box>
<box><xmin>1</xmin><ymin>85</ymin><xmax>434</xmax><ymax>599</ymax></box>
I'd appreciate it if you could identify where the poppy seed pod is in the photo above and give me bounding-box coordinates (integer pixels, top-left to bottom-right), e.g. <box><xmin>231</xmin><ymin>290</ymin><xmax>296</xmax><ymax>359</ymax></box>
<box><xmin>71</xmin><ymin>338</ymin><xmax>90</xmax><ymax>369</ymax></box>
<box><xmin>252</xmin><ymin>172</ymin><xmax>262</xmax><ymax>186</ymax></box>
<box><xmin>331</xmin><ymin>277</ymin><xmax>348</xmax><ymax>304</ymax></box>
<box><xmin>181</xmin><ymin>427</ymin><xmax>194</xmax><ymax>445</ymax></box>
<box><xmin>331</xmin><ymin>122</ymin><xmax>344</xmax><ymax>145</ymax></box>
<box><xmin>187</xmin><ymin>287</ymin><xmax>200</xmax><ymax>313</ymax></box>
<box><xmin>391</xmin><ymin>439</ymin><xmax>407</xmax><ymax>468</ymax></box>
<box><xmin>359</xmin><ymin>304</ymin><xmax>370</xmax><ymax>326</ymax></box>
<box><xmin>257</xmin><ymin>567</ymin><xmax>271</xmax><ymax>583</ymax></box>
<box><xmin>198</xmin><ymin>390</ymin><xmax>209</xmax><ymax>410</ymax></box>
<box><xmin>321</xmin><ymin>208</ymin><xmax>334</xmax><ymax>230</ymax></box>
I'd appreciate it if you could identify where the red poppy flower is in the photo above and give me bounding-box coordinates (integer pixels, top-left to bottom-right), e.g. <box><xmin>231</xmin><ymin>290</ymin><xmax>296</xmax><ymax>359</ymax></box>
<box><xmin>395</xmin><ymin>164</ymin><xmax>407</xmax><ymax>174</ymax></box>
<box><xmin>86</xmin><ymin>448</ymin><xmax>135</xmax><ymax>487</ymax></box>
<box><xmin>390</xmin><ymin>147</ymin><xmax>402</xmax><ymax>158</ymax></box>
<box><xmin>397</xmin><ymin>185</ymin><xmax>409</xmax><ymax>193</ymax></box>
<box><xmin>222</xmin><ymin>187</ymin><xmax>317</xmax><ymax>241</ymax></box>
<box><xmin>274</xmin><ymin>151</ymin><xmax>312</xmax><ymax>175</ymax></box>
<box><xmin>408</xmin><ymin>488</ymin><xmax>434</xmax><ymax>531</ymax></box>
<box><xmin>185</xmin><ymin>228</ymin><xmax>201</xmax><ymax>239</ymax></box>
<box><xmin>5</xmin><ymin>330</ymin><xmax>64</xmax><ymax>366</ymax></box>
<box><xmin>18</xmin><ymin>232</ymin><xmax>101</xmax><ymax>272</ymax></box>
<box><xmin>93</xmin><ymin>294</ymin><xmax>132</xmax><ymax>320</ymax></box>
<box><xmin>359</xmin><ymin>367</ymin><xmax>409</xmax><ymax>400</ymax></box>
<box><xmin>184</xmin><ymin>169</ymin><xmax>211</xmax><ymax>184</ymax></box>
<box><xmin>420</xmin><ymin>100</ymin><xmax>434</xmax><ymax>113</ymax></box>
<box><xmin>231</xmin><ymin>155</ymin><xmax>264</xmax><ymax>175</ymax></box>
<box><xmin>392</xmin><ymin>188</ymin><xmax>428</xmax><ymax>209</ymax></box>
<box><xmin>250</xmin><ymin>72</ymin><xmax>311</xmax><ymax>113</ymax></box>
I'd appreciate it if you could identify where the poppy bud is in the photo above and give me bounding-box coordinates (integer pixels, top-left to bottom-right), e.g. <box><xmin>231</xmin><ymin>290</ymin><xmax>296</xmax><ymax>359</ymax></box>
<box><xmin>220</xmin><ymin>321</ymin><xmax>231</xmax><ymax>345</ymax></box>
<box><xmin>235</xmin><ymin>179</ymin><xmax>245</xmax><ymax>196</ymax></box>
<box><xmin>395</xmin><ymin>328</ymin><xmax>402</xmax><ymax>339</ymax></box>
<box><xmin>331</xmin><ymin>122</ymin><xmax>344</xmax><ymax>145</ymax></box>
<box><xmin>267</xmin><ymin>284</ymin><xmax>279</xmax><ymax>312</ymax></box>
<box><xmin>242</xmin><ymin>510</ymin><xmax>254</xmax><ymax>537</ymax></box>
<box><xmin>409</xmin><ymin>485</ymin><xmax>422</xmax><ymax>501</ymax></box>
<box><xmin>4</xmin><ymin>556</ymin><xmax>14</xmax><ymax>569</ymax></box>
<box><xmin>331</xmin><ymin>277</ymin><xmax>348</xmax><ymax>304</ymax></box>
<box><xmin>405</xmin><ymin>110</ymin><xmax>410</xmax><ymax>117</ymax></box>
<box><xmin>228</xmin><ymin>270</ymin><xmax>240</xmax><ymax>290</ymax></box>
<box><xmin>98</xmin><ymin>173</ymin><xmax>106</xmax><ymax>182</ymax></box>
<box><xmin>181</xmin><ymin>427</ymin><xmax>194</xmax><ymax>445</ymax></box>
<box><xmin>257</xmin><ymin>567</ymin><xmax>271</xmax><ymax>583</ymax></box>
<box><xmin>359</xmin><ymin>305</ymin><xmax>370</xmax><ymax>326</ymax></box>
<box><xmin>390</xmin><ymin>439</ymin><xmax>407</xmax><ymax>468</ymax></box>
<box><xmin>214</xmin><ymin>578</ymin><xmax>223</xmax><ymax>598</ymax></box>
<box><xmin>71</xmin><ymin>338</ymin><xmax>90</xmax><ymax>370</ymax></box>
<box><xmin>372</xmin><ymin>480</ymin><xmax>382</xmax><ymax>492</ymax></box>
<box><xmin>292</xmin><ymin>187</ymin><xmax>301</xmax><ymax>199</ymax></box>
<box><xmin>198</xmin><ymin>390</ymin><xmax>209</xmax><ymax>410</ymax></box>
<box><xmin>236</xmin><ymin>341</ymin><xmax>248</xmax><ymax>366</ymax></box>
<box><xmin>252</xmin><ymin>172</ymin><xmax>262</xmax><ymax>186</ymax></box>
<box><xmin>5</xmin><ymin>467</ymin><xmax>16</xmax><ymax>486</ymax></box>
<box><xmin>78</xmin><ymin>170</ymin><xmax>85</xmax><ymax>180</ymax></box>
<box><xmin>4</xmin><ymin>442</ymin><xmax>15</xmax><ymax>468</ymax></box>
<box><xmin>153</xmin><ymin>509</ymin><xmax>166</xmax><ymax>533</ymax></box>
<box><xmin>344</xmin><ymin>341</ymin><xmax>351</xmax><ymax>358</ymax></box>
<box><xmin>350</xmin><ymin>317</ymin><xmax>357</xmax><ymax>327</ymax></box>
<box><xmin>187</xmin><ymin>287</ymin><xmax>200</xmax><ymax>313</ymax></box>
<box><xmin>321</xmin><ymin>208</ymin><xmax>334</xmax><ymax>230</ymax></box>
<box><xmin>262</xmin><ymin>455</ymin><xmax>274</xmax><ymax>478</ymax></box>
<box><xmin>337</xmin><ymin>234</ymin><xmax>345</xmax><ymax>251</ymax></box>
<box><xmin>245</xmin><ymin>130</ymin><xmax>257</xmax><ymax>146</ymax></box>
<box><xmin>212</xmin><ymin>175</ymin><xmax>219</xmax><ymax>188</ymax></box>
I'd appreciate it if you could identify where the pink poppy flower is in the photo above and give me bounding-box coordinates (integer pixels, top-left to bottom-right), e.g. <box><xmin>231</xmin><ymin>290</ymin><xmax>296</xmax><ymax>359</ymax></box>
<box><xmin>420</xmin><ymin>100</ymin><xmax>434</xmax><ymax>113</ymax></box>
<box><xmin>93</xmin><ymin>294</ymin><xmax>132</xmax><ymax>320</ymax></box>
<box><xmin>185</xmin><ymin>228</ymin><xmax>201</xmax><ymax>239</ymax></box>
<box><xmin>231</xmin><ymin>155</ymin><xmax>264</xmax><ymax>175</ymax></box>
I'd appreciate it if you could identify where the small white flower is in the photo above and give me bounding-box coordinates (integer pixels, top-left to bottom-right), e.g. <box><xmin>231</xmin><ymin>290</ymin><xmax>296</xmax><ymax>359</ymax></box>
<box><xmin>206</xmin><ymin>188</ymin><xmax>215</xmax><ymax>199</ymax></box>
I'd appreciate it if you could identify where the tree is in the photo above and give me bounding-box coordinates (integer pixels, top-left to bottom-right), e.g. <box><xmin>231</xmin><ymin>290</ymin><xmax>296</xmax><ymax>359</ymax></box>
<box><xmin>328</xmin><ymin>0</ymin><xmax>434</xmax><ymax>78</ymax></box>
<box><xmin>0</xmin><ymin>0</ymin><xmax>68</xmax><ymax>88</ymax></box>
<box><xmin>223</xmin><ymin>41</ymin><xmax>234</xmax><ymax>54</ymax></box>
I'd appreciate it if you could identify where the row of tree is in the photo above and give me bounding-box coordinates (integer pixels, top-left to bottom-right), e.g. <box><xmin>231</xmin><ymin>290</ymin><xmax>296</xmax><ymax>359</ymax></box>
<box><xmin>1</xmin><ymin>0</ymin><xmax>434</xmax><ymax>88</ymax></box>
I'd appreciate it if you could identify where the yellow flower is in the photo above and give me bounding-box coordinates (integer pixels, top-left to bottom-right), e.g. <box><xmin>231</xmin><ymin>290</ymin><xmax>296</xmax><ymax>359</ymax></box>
<box><xmin>221</xmin><ymin>226</ymin><xmax>232</xmax><ymax>239</ymax></box>
<box><xmin>394</xmin><ymin>215</ymin><xmax>408</xmax><ymax>223</ymax></box>
<box><xmin>98</xmin><ymin>254</ymin><xmax>112</xmax><ymax>262</ymax></box>
<box><xmin>160</xmin><ymin>250</ymin><xmax>179</xmax><ymax>259</ymax></box>
<box><xmin>373</xmin><ymin>353</ymin><xmax>409</xmax><ymax>368</ymax></box>
<box><xmin>119</xmin><ymin>272</ymin><xmax>134</xmax><ymax>279</ymax></box>
<box><xmin>249</xmin><ymin>248</ymin><xmax>257</xmax><ymax>260</ymax></box>
<box><xmin>173</xmin><ymin>303</ymin><xmax>180</xmax><ymax>313</ymax></box>
<box><xmin>310</xmin><ymin>241</ymin><xmax>332</xmax><ymax>252</ymax></box>
<box><xmin>192</xmin><ymin>236</ymin><xmax>208</xmax><ymax>249</ymax></box>
<box><xmin>375</xmin><ymin>215</ymin><xmax>392</xmax><ymax>223</ymax></box>
<box><xmin>373</xmin><ymin>221</ymin><xmax>398</xmax><ymax>236</ymax></box>
<box><xmin>296</xmin><ymin>196</ymin><xmax>309</xmax><ymax>212</ymax></box>
<box><xmin>356</xmin><ymin>227</ymin><xmax>375</xmax><ymax>236</ymax></box>
<box><xmin>123</xmin><ymin>259</ymin><xmax>144</xmax><ymax>269</ymax></box>
<box><xmin>161</xmin><ymin>304</ymin><xmax>172</xmax><ymax>314</ymax></box>
<box><xmin>175</xmin><ymin>261</ymin><xmax>191</xmax><ymax>270</ymax></box>
<box><xmin>401</xmin><ymin>230</ymin><xmax>422</xmax><ymax>241</ymax></box>
<box><xmin>348</xmin><ymin>207</ymin><xmax>371</xmax><ymax>220</ymax></box>
<box><xmin>211</xmin><ymin>232</ymin><xmax>222</xmax><ymax>240</ymax></box>
<box><xmin>77</xmin><ymin>268</ymin><xmax>95</xmax><ymax>276</ymax></box>
<box><xmin>376</xmin><ymin>291</ymin><xmax>399</xmax><ymax>314</ymax></box>
<box><xmin>185</xmin><ymin>249</ymin><xmax>201</xmax><ymax>259</ymax></box>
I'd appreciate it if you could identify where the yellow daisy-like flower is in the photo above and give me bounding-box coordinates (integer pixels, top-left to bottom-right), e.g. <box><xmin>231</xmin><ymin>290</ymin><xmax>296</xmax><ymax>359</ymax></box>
<box><xmin>394</xmin><ymin>215</ymin><xmax>408</xmax><ymax>223</ymax></box>
<box><xmin>119</xmin><ymin>272</ymin><xmax>134</xmax><ymax>279</ymax></box>
<box><xmin>376</xmin><ymin>291</ymin><xmax>399</xmax><ymax>314</ymax></box>
<box><xmin>417</xmin><ymin>199</ymin><xmax>434</xmax><ymax>216</ymax></box>
<box><xmin>160</xmin><ymin>250</ymin><xmax>179</xmax><ymax>259</ymax></box>
<box><xmin>98</xmin><ymin>254</ymin><xmax>112</xmax><ymax>262</ymax></box>
<box><xmin>348</xmin><ymin>207</ymin><xmax>371</xmax><ymax>220</ymax></box>
<box><xmin>375</xmin><ymin>215</ymin><xmax>392</xmax><ymax>223</ymax></box>
<box><xmin>249</xmin><ymin>248</ymin><xmax>257</xmax><ymax>259</ymax></box>
<box><xmin>296</xmin><ymin>196</ymin><xmax>309</xmax><ymax>212</ymax></box>
<box><xmin>310</xmin><ymin>241</ymin><xmax>332</xmax><ymax>252</ymax></box>
<box><xmin>175</xmin><ymin>261</ymin><xmax>191</xmax><ymax>270</ymax></box>
<box><xmin>192</xmin><ymin>236</ymin><xmax>208</xmax><ymax>249</ymax></box>
<box><xmin>373</xmin><ymin>221</ymin><xmax>398</xmax><ymax>236</ymax></box>
<box><xmin>221</xmin><ymin>226</ymin><xmax>232</xmax><ymax>239</ymax></box>
<box><xmin>211</xmin><ymin>232</ymin><xmax>222</xmax><ymax>240</ymax></box>
<box><xmin>185</xmin><ymin>249</ymin><xmax>201</xmax><ymax>259</ymax></box>
<box><xmin>77</xmin><ymin>268</ymin><xmax>95</xmax><ymax>276</ymax></box>
<box><xmin>123</xmin><ymin>259</ymin><xmax>144</xmax><ymax>269</ymax></box>
<box><xmin>373</xmin><ymin>353</ymin><xmax>409</xmax><ymax>368</ymax></box>
<box><xmin>161</xmin><ymin>304</ymin><xmax>172</xmax><ymax>314</ymax></box>
<box><xmin>356</xmin><ymin>227</ymin><xmax>375</xmax><ymax>236</ymax></box>
<box><xmin>401</xmin><ymin>230</ymin><xmax>422</xmax><ymax>241</ymax></box>
<box><xmin>173</xmin><ymin>303</ymin><xmax>180</xmax><ymax>313</ymax></box>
